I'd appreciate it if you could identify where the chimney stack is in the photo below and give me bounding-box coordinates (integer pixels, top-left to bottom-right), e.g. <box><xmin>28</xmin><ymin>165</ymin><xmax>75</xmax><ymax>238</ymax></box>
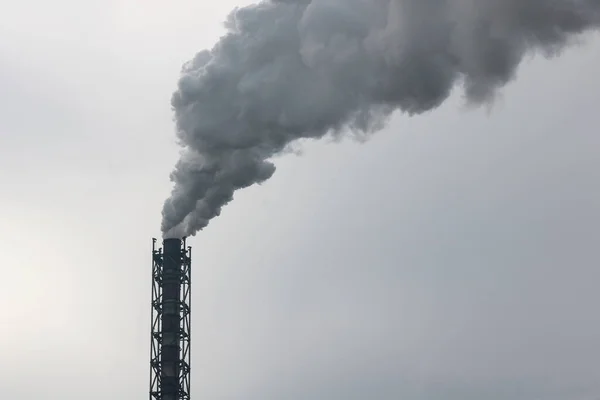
<box><xmin>150</xmin><ymin>238</ymin><xmax>192</xmax><ymax>400</ymax></box>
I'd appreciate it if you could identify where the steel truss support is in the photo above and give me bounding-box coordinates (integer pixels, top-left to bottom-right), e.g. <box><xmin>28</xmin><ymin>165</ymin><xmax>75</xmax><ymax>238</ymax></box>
<box><xmin>150</xmin><ymin>237</ymin><xmax>191</xmax><ymax>400</ymax></box>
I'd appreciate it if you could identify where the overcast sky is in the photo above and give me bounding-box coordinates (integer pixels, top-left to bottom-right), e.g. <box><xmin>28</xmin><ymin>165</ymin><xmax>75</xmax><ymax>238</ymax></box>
<box><xmin>1</xmin><ymin>1</ymin><xmax>600</xmax><ymax>399</ymax></box>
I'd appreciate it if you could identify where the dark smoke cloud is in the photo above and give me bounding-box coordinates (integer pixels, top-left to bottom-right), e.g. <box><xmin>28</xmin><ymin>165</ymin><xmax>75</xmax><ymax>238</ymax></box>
<box><xmin>161</xmin><ymin>0</ymin><xmax>600</xmax><ymax>238</ymax></box>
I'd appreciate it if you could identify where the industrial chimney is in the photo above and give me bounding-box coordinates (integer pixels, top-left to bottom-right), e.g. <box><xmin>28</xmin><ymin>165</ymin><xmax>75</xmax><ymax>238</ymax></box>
<box><xmin>150</xmin><ymin>238</ymin><xmax>192</xmax><ymax>400</ymax></box>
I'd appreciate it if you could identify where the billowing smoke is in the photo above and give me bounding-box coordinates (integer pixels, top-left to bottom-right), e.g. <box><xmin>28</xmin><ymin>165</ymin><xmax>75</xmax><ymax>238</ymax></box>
<box><xmin>161</xmin><ymin>0</ymin><xmax>600</xmax><ymax>238</ymax></box>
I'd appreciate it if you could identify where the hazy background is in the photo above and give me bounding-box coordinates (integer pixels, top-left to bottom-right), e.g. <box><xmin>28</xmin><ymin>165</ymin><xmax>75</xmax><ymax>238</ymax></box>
<box><xmin>1</xmin><ymin>1</ymin><xmax>599</xmax><ymax>399</ymax></box>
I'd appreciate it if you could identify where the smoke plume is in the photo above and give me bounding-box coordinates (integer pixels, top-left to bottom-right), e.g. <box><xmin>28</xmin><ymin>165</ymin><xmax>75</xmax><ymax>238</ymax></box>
<box><xmin>161</xmin><ymin>0</ymin><xmax>600</xmax><ymax>238</ymax></box>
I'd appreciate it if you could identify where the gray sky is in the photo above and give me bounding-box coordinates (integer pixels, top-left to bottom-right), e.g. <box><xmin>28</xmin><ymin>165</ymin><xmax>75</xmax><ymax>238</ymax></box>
<box><xmin>1</xmin><ymin>1</ymin><xmax>599</xmax><ymax>399</ymax></box>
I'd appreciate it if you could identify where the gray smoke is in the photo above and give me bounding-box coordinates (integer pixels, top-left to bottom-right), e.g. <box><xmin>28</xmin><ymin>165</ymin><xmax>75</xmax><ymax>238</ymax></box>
<box><xmin>161</xmin><ymin>0</ymin><xmax>600</xmax><ymax>238</ymax></box>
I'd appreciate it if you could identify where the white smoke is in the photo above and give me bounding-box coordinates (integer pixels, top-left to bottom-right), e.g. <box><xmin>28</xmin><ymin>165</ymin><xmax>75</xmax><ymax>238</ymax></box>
<box><xmin>162</xmin><ymin>0</ymin><xmax>600</xmax><ymax>238</ymax></box>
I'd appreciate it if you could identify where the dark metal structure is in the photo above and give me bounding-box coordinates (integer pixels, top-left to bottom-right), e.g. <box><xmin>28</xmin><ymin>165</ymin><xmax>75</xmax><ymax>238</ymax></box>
<box><xmin>150</xmin><ymin>237</ymin><xmax>192</xmax><ymax>400</ymax></box>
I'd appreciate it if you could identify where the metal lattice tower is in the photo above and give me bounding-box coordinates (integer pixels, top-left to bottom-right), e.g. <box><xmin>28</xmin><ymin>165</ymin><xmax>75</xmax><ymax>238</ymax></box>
<box><xmin>150</xmin><ymin>237</ymin><xmax>191</xmax><ymax>400</ymax></box>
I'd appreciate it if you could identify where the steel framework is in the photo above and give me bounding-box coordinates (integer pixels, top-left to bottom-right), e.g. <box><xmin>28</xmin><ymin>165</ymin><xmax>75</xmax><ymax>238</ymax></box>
<box><xmin>150</xmin><ymin>237</ymin><xmax>192</xmax><ymax>400</ymax></box>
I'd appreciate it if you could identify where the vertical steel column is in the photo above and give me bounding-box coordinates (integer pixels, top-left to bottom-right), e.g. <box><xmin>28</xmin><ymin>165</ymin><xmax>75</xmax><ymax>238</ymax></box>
<box><xmin>150</xmin><ymin>238</ymin><xmax>191</xmax><ymax>400</ymax></box>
